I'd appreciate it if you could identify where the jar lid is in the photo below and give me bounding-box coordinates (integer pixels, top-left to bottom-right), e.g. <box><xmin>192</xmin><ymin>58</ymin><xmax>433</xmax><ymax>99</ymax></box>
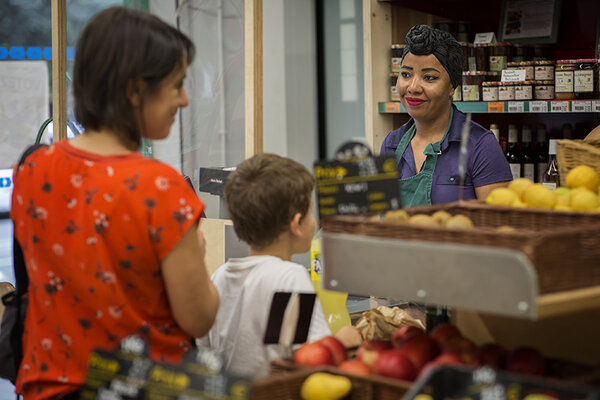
<box><xmin>391</xmin><ymin>44</ymin><xmax>406</xmax><ymax>49</ymax></box>
<box><xmin>458</xmin><ymin>42</ymin><xmax>473</xmax><ymax>47</ymax></box>
<box><xmin>575</xmin><ymin>58</ymin><xmax>597</xmax><ymax>63</ymax></box>
<box><xmin>506</xmin><ymin>62</ymin><xmax>519</xmax><ymax>67</ymax></box>
<box><xmin>482</xmin><ymin>81</ymin><xmax>501</xmax><ymax>86</ymax></box>
<box><xmin>487</xmin><ymin>71</ymin><xmax>501</xmax><ymax>76</ymax></box>
<box><xmin>390</xmin><ymin>72</ymin><xmax>399</xmax><ymax>77</ymax></box>
<box><xmin>534</xmin><ymin>80</ymin><xmax>555</xmax><ymax>84</ymax></box>
<box><xmin>500</xmin><ymin>81</ymin><xmax>515</xmax><ymax>86</ymax></box>
<box><xmin>534</xmin><ymin>60</ymin><xmax>555</xmax><ymax>66</ymax></box>
<box><xmin>514</xmin><ymin>80</ymin><xmax>535</xmax><ymax>85</ymax></box>
<box><xmin>474</xmin><ymin>43</ymin><xmax>489</xmax><ymax>47</ymax></box>
<box><xmin>556</xmin><ymin>59</ymin><xmax>577</xmax><ymax>64</ymax></box>
<box><xmin>518</xmin><ymin>61</ymin><xmax>535</xmax><ymax>66</ymax></box>
<box><xmin>462</xmin><ymin>71</ymin><xmax>488</xmax><ymax>75</ymax></box>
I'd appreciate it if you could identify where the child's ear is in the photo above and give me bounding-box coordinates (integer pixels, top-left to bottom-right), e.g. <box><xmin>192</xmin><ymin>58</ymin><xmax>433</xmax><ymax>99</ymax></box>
<box><xmin>126</xmin><ymin>78</ymin><xmax>144</xmax><ymax>108</ymax></box>
<box><xmin>289</xmin><ymin>213</ymin><xmax>303</xmax><ymax>237</ymax></box>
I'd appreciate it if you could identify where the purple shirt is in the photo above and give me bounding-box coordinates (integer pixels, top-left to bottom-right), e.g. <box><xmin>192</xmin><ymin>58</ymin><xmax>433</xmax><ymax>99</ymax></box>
<box><xmin>380</xmin><ymin>106</ymin><xmax>512</xmax><ymax>204</ymax></box>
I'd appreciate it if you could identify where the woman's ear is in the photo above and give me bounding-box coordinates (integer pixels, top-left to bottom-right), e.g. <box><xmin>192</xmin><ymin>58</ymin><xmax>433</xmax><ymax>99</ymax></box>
<box><xmin>449</xmin><ymin>84</ymin><xmax>455</xmax><ymax>99</ymax></box>
<box><xmin>289</xmin><ymin>213</ymin><xmax>303</xmax><ymax>237</ymax></box>
<box><xmin>126</xmin><ymin>78</ymin><xmax>144</xmax><ymax>108</ymax></box>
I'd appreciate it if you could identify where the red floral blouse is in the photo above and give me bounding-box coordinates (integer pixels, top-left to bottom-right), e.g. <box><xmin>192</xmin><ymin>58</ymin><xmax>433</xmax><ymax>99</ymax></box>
<box><xmin>11</xmin><ymin>141</ymin><xmax>204</xmax><ymax>399</ymax></box>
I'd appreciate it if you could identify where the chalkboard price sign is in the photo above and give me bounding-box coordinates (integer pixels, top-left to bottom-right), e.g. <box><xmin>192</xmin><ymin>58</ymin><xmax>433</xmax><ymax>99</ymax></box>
<box><xmin>314</xmin><ymin>155</ymin><xmax>401</xmax><ymax>219</ymax></box>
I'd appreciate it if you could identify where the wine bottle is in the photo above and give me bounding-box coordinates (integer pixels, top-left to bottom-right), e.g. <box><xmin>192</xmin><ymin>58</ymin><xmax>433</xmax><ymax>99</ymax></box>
<box><xmin>535</xmin><ymin>124</ymin><xmax>548</xmax><ymax>183</ymax></box>
<box><xmin>505</xmin><ymin>124</ymin><xmax>522</xmax><ymax>180</ymax></box>
<box><xmin>542</xmin><ymin>139</ymin><xmax>560</xmax><ymax>190</ymax></box>
<box><xmin>521</xmin><ymin>125</ymin><xmax>535</xmax><ymax>182</ymax></box>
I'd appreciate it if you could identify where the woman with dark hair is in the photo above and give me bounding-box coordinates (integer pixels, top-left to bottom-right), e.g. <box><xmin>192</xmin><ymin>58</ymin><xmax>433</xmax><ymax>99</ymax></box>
<box><xmin>10</xmin><ymin>7</ymin><xmax>219</xmax><ymax>399</ymax></box>
<box><xmin>380</xmin><ymin>25</ymin><xmax>512</xmax><ymax>206</ymax></box>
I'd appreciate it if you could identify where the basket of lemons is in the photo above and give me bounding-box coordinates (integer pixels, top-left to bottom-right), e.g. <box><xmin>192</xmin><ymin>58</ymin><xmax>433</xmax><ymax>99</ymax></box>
<box><xmin>556</xmin><ymin>139</ymin><xmax>600</xmax><ymax>188</ymax></box>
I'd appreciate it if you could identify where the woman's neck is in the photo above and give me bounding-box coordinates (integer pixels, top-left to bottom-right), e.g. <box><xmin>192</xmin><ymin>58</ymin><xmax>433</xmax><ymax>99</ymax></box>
<box><xmin>69</xmin><ymin>129</ymin><xmax>135</xmax><ymax>156</ymax></box>
<box><xmin>413</xmin><ymin>105</ymin><xmax>452</xmax><ymax>143</ymax></box>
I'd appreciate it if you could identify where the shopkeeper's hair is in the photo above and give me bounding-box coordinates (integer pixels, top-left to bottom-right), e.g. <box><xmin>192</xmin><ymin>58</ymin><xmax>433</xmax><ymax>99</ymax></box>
<box><xmin>73</xmin><ymin>6</ymin><xmax>195</xmax><ymax>150</ymax></box>
<box><xmin>225</xmin><ymin>153</ymin><xmax>315</xmax><ymax>249</ymax></box>
<box><xmin>402</xmin><ymin>24</ymin><xmax>463</xmax><ymax>89</ymax></box>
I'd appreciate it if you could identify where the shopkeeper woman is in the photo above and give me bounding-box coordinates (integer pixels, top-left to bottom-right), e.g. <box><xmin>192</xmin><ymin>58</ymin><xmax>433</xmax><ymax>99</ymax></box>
<box><xmin>380</xmin><ymin>25</ymin><xmax>512</xmax><ymax>207</ymax></box>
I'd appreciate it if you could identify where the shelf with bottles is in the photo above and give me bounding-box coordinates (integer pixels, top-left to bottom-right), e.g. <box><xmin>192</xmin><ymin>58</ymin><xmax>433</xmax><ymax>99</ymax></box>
<box><xmin>379</xmin><ymin>100</ymin><xmax>600</xmax><ymax>114</ymax></box>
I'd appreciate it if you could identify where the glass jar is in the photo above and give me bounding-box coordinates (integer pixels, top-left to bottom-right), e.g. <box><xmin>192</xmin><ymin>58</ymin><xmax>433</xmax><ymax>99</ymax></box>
<box><xmin>390</xmin><ymin>73</ymin><xmax>400</xmax><ymax>101</ymax></box>
<box><xmin>511</xmin><ymin>44</ymin><xmax>532</xmax><ymax>63</ymax></box>
<box><xmin>482</xmin><ymin>81</ymin><xmax>500</xmax><ymax>101</ymax></box>
<box><xmin>460</xmin><ymin>42</ymin><xmax>473</xmax><ymax>71</ymax></box>
<box><xmin>486</xmin><ymin>71</ymin><xmax>501</xmax><ymax>81</ymax></box>
<box><xmin>514</xmin><ymin>80</ymin><xmax>534</xmax><ymax>100</ymax></box>
<box><xmin>391</xmin><ymin>44</ymin><xmax>405</xmax><ymax>73</ymax></box>
<box><xmin>534</xmin><ymin>80</ymin><xmax>555</xmax><ymax>100</ymax></box>
<box><xmin>489</xmin><ymin>42</ymin><xmax>512</xmax><ymax>72</ymax></box>
<box><xmin>498</xmin><ymin>81</ymin><xmax>515</xmax><ymax>101</ymax></box>
<box><xmin>555</xmin><ymin>60</ymin><xmax>576</xmax><ymax>100</ymax></box>
<box><xmin>574</xmin><ymin>58</ymin><xmax>598</xmax><ymax>99</ymax></box>
<box><xmin>507</xmin><ymin>61</ymin><xmax>535</xmax><ymax>80</ymax></box>
<box><xmin>474</xmin><ymin>43</ymin><xmax>489</xmax><ymax>71</ymax></box>
<box><xmin>534</xmin><ymin>61</ymin><xmax>555</xmax><ymax>80</ymax></box>
<box><xmin>453</xmin><ymin>85</ymin><xmax>462</xmax><ymax>102</ymax></box>
<box><xmin>462</xmin><ymin>71</ymin><xmax>487</xmax><ymax>101</ymax></box>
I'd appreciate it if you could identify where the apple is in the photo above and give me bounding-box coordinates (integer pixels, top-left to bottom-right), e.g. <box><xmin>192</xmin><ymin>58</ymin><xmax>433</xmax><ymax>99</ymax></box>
<box><xmin>397</xmin><ymin>334</ymin><xmax>438</xmax><ymax>372</ymax></box>
<box><xmin>441</xmin><ymin>336</ymin><xmax>480</xmax><ymax>366</ymax></box>
<box><xmin>419</xmin><ymin>352</ymin><xmax>463</xmax><ymax>378</ymax></box>
<box><xmin>294</xmin><ymin>341</ymin><xmax>334</xmax><ymax>367</ymax></box>
<box><xmin>338</xmin><ymin>359</ymin><xmax>371</xmax><ymax>376</ymax></box>
<box><xmin>477</xmin><ymin>343</ymin><xmax>508</xmax><ymax>369</ymax></box>
<box><xmin>317</xmin><ymin>335</ymin><xmax>347</xmax><ymax>366</ymax></box>
<box><xmin>429</xmin><ymin>323</ymin><xmax>462</xmax><ymax>348</ymax></box>
<box><xmin>392</xmin><ymin>325</ymin><xmax>426</xmax><ymax>347</ymax></box>
<box><xmin>506</xmin><ymin>347</ymin><xmax>546</xmax><ymax>376</ymax></box>
<box><xmin>373</xmin><ymin>349</ymin><xmax>416</xmax><ymax>381</ymax></box>
<box><xmin>356</xmin><ymin>339</ymin><xmax>393</xmax><ymax>369</ymax></box>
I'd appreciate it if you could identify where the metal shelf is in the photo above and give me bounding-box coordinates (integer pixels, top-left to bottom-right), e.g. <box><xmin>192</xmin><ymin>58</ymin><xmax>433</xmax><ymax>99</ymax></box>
<box><xmin>379</xmin><ymin>100</ymin><xmax>600</xmax><ymax>114</ymax></box>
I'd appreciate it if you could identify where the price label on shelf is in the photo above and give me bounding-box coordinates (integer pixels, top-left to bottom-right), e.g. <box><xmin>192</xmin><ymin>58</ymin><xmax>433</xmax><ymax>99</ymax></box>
<box><xmin>529</xmin><ymin>101</ymin><xmax>548</xmax><ymax>113</ymax></box>
<box><xmin>550</xmin><ymin>101</ymin><xmax>569</xmax><ymax>113</ymax></box>
<box><xmin>385</xmin><ymin>102</ymin><xmax>401</xmax><ymax>113</ymax></box>
<box><xmin>593</xmin><ymin>101</ymin><xmax>600</xmax><ymax>112</ymax></box>
<box><xmin>507</xmin><ymin>102</ymin><xmax>524</xmax><ymax>113</ymax></box>
<box><xmin>571</xmin><ymin>101</ymin><xmax>592</xmax><ymax>112</ymax></box>
<box><xmin>487</xmin><ymin>102</ymin><xmax>504</xmax><ymax>113</ymax></box>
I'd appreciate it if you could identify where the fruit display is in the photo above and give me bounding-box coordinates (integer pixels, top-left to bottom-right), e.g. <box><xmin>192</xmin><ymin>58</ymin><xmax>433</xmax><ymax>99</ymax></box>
<box><xmin>486</xmin><ymin>167</ymin><xmax>600</xmax><ymax>212</ymax></box>
<box><xmin>300</xmin><ymin>372</ymin><xmax>352</xmax><ymax>400</ymax></box>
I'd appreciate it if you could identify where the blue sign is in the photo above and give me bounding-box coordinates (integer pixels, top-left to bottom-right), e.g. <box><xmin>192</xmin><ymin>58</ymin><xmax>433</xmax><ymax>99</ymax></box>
<box><xmin>0</xmin><ymin>177</ymin><xmax>11</xmax><ymax>188</ymax></box>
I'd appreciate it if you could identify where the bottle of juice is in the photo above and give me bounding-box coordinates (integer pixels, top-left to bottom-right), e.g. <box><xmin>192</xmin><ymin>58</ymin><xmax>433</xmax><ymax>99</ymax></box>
<box><xmin>310</xmin><ymin>232</ymin><xmax>351</xmax><ymax>334</ymax></box>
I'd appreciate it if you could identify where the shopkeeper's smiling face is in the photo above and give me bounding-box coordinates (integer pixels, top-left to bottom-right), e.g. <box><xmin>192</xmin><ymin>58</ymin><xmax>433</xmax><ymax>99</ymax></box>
<box><xmin>397</xmin><ymin>53</ymin><xmax>454</xmax><ymax>122</ymax></box>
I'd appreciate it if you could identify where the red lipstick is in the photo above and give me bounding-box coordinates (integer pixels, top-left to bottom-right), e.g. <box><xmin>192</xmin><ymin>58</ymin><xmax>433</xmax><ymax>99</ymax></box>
<box><xmin>406</xmin><ymin>97</ymin><xmax>426</xmax><ymax>106</ymax></box>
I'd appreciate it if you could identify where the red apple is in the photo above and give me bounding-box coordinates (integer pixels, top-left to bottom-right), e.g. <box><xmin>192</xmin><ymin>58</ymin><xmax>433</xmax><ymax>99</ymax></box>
<box><xmin>293</xmin><ymin>341</ymin><xmax>334</xmax><ymax>367</ymax></box>
<box><xmin>429</xmin><ymin>323</ymin><xmax>462</xmax><ymax>348</ymax></box>
<box><xmin>317</xmin><ymin>335</ymin><xmax>347</xmax><ymax>366</ymax></box>
<box><xmin>505</xmin><ymin>347</ymin><xmax>546</xmax><ymax>376</ymax></box>
<box><xmin>392</xmin><ymin>325</ymin><xmax>426</xmax><ymax>347</ymax></box>
<box><xmin>477</xmin><ymin>343</ymin><xmax>508</xmax><ymax>369</ymax></box>
<box><xmin>356</xmin><ymin>339</ymin><xmax>393</xmax><ymax>369</ymax></box>
<box><xmin>338</xmin><ymin>359</ymin><xmax>371</xmax><ymax>376</ymax></box>
<box><xmin>419</xmin><ymin>352</ymin><xmax>464</xmax><ymax>378</ymax></box>
<box><xmin>397</xmin><ymin>334</ymin><xmax>439</xmax><ymax>372</ymax></box>
<box><xmin>373</xmin><ymin>349</ymin><xmax>417</xmax><ymax>381</ymax></box>
<box><xmin>441</xmin><ymin>336</ymin><xmax>480</xmax><ymax>366</ymax></box>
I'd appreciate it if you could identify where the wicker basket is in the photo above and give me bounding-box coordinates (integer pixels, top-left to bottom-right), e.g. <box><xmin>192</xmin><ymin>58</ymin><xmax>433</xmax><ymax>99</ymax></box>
<box><xmin>251</xmin><ymin>359</ymin><xmax>410</xmax><ymax>400</ymax></box>
<box><xmin>556</xmin><ymin>139</ymin><xmax>600</xmax><ymax>187</ymax></box>
<box><xmin>320</xmin><ymin>201</ymin><xmax>600</xmax><ymax>294</ymax></box>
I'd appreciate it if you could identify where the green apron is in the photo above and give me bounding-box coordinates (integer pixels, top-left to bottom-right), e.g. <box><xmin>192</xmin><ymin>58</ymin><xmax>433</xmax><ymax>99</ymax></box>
<box><xmin>395</xmin><ymin>108</ymin><xmax>454</xmax><ymax>207</ymax></box>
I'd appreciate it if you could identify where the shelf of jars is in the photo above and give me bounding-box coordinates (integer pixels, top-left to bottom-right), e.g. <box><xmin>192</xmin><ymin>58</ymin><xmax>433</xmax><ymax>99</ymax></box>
<box><xmin>378</xmin><ymin>100</ymin><xmax>600</xmax><ymax>114</ymax></box>
<box><xmin>320</xmin><ymin>231</ymin><xmax>600</xmax><ymax>321</ymax></box>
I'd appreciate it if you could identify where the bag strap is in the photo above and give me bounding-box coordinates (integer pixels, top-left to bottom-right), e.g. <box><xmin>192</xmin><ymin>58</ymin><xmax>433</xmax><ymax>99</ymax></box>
<box><xmin>13</xmin><ymin>144</ymin><xmax>47</xmax><ymax>295</ymax></box>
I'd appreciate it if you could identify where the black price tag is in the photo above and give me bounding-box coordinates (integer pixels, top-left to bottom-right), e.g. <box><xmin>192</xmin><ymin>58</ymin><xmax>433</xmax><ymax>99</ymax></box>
<box><xmin>80</xmin><ymin>335</ymin><xmax>252</xmax><ymax>400</ymax></box>
<box><xmin>314</xmin><ymin>155</ymin><xmax>401</xmax><ymax>219</ymax></box>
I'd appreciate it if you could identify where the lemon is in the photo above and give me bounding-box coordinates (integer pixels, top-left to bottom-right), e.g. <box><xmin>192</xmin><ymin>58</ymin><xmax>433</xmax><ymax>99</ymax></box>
<box><xmin>570</xmin><ymin>188</ymin><xmax>599</xmax><ymax>212</ymax></box>
<box><xmin>566</xmin><ymin>165</ymin><xmax>599</xmax><ymax>192</ymax></box>
<box><xmin>512</xmin><ymin>199</ymin><xmax>527</xmax><ymax>208</ymax></box>
<box><xmin>445</xmin><ymin>214</ymin><xmax>474</xmax><ymax>229</ymax></box>
<box><xmin>523</xmin><ymin>184</ymin><xmax>557</xmax><ymax>209</ymax></box>
<box><xmin>554</xmin><ymin>204</ymin><xmax>572</xmax><ymax>212</ymax></box>
<box><xmin>431</xmin><ymin>210</ymin><xmax>452</xmax><ymax>225</ymax></box>
<box><xmin>508</xmin><ymin>178</ymin><xmax>534</xmax><ymax>200</ymax></box>
<box><xmin>486</xmin><ymin>188</ymin><xmax>519</xmax><ymax>207</ymax></box>
<box><xmin>554</xmin><ymin>187</ymin><xmax>571</xmax><ymax>197</ymax></box>
<box><xmin>555</xmin><ymin>194</ymin><xmax>570</xmax><ymax>207</ymax></box>
<box><xmin>496</xmin><ymin>225</ymin><xmax>516</xmax><ymax>232</ymax></box>
<box><xmin>384</xmin><ymin>209</ymin><xmax>409</xmax><ymax>221</ymax></box>
<box><xmin>408</xmin><ymin>214</ymin><xmax>437</xmax><ymax>226</ymax></box>
<box><xmin>301</xmin><ymin>372</ymin><xmax>352</xmax><ymax>400</ymax></box>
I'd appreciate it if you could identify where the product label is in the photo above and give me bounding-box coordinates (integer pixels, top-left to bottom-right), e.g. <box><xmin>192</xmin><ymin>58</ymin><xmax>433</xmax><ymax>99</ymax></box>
<box><xmin>529</xmin><ymin>101</ymin><xmax>548</xmax><ymax>112</ymax></box>
<box><xmin>523</xmin><ymin>66</ymin><xmax>535</xmax><ymax>80</ymax></box>
<box><xmin>509</xmin><ymin>163</ymin><xmax>521</xmax><ymax>180</ymax></box>
<box><xmin>453</xmin><ymin>85</ymin><xmax>462</xmax><ymax>101</ymax></box>
<box><xmin>391</xmin><ymin>57</ymin><xmax>402</xmax><ymax>72</ymax></box>
<box><xmin>542</xmin><ymin>182</ymin><xmax>557</xmax><ymax>190</ymax></box>
<box><xmin>468</xmin><ymin>56</ymin><xmax>477</xmax><ymax>71</ymax></box>
<box><xmin>390</xmin><ymin>86</ymin><xmax>400</xmax><ymax>101</ymax></box>
<box><xmin>571</xmin><ymin>101</ymin><xmax>592</xmax><ymax>112</ymax></box>
<box><xmin>508</xmin><ymin>101</ymin><xmax>524</xmax><ymax>113</ymax></box>
<box><xmin>523</xmin><ymin>163</ymin><xmax>534</xmax><ymax>181</ymax></box>
<box><xmin>498</xmin><ymin>86</ymin><xmax>515</xmax><ymax>101</ymax></box>
<box><xmin>574</xmin><ymin>70</ymin><xmax>594</xmax><ymax>93</ymax></box>
<box><xmin>593</xmin><ymin>100</ymin><xmax>600</xmax><ymax>112</ymax></box>
<box><xmin>534</xmin><ymin>66</ymin><xmax>554</xmax><ymax>80</ymax></box>
<box><xmin>550</xmin><ymin>101</ymin><xmax>569</xmax><ymax>112</ymax></box>
<box><xmin>534</xmin><ymin>86</ymin><xmax>554</xmax><ymax>100</ymax></box>
<box><xmin>462</xmin><ymin>85</ymin><xmax>480</xmax><ymax>101</ymax></box>
<box><xmin>514</xmin><ymin>85</ymin><xmax>533</xmax><ymax>100</ymax></box>
<box><xmin>487</xmin><ymin>102</ymin><xmax>505</xmax><ymax>112</ymax></box>
<box><xmin>482</xmin><ymin>87</ymin><xmax>498</xmax><ymax>101</ymax></box>
<box><xmin>555</xmin><ymin>70</ymin><xmax>574</xmax><ymax>93</ymax></box>
<box><xmin>489</xmin><ymin>56</ymin><xmax>507</xmax><ymax>72</ymax></box>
